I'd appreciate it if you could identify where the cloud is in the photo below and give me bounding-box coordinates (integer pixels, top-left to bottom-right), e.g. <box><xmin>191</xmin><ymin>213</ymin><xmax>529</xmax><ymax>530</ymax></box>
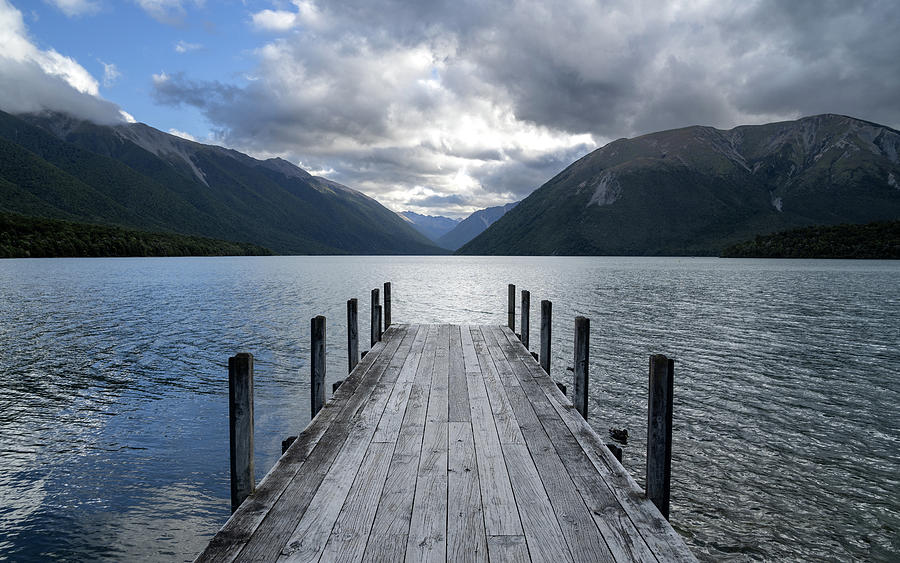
<box><xmin>100</xmin><ymin>60</ymin><xmax>120</xmax><ymax>87</ymax></box>
<box><xmin>152</xmin><ymin>0</ymin><xmax>900</xmax><ymax>215</ymax></box>
<box><xmin>174</xmin><ymin>40</ymin><xmax>201</xmax><ymax>53</ymax></box>
<box><xmin>135</xmin><ymin>0</ymin><xmax>202</xmax><ymax>25</ymax></box>
<box><xmin>167</xmin><ymin>128</ymin><xmax>196</xmax><ymax>141</ymax></box>
<box><xmin>46</xmin><ymin>0</ymin><xmax>99</xmax><ymax>17</ymax></box>
<box><xmin>0</xmin><ymin>0</ymin><xmax>125</xmax><ymax>124</ymax></box>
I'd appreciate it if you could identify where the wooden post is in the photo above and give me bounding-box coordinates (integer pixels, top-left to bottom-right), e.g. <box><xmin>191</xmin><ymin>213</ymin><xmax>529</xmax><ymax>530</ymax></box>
<box><xmin>383</xmin><ymin>282</ymin><xmax>392</xmax><ymax>328</ymax></box>
<box><xmin>375</xmin><ymin>304</ymin><xmax>383</xmax><ymax>342</ymax></box>
<box><xmin>573</xmin><ymin>316</ymin><xmax>589</xmax><ymax>419</ymax></box>
<box><xmin>607</xmin><ymin>443</ymin><xmax>623</xmax><ymax>463</ymax></box>
<box><xmin>228</xmin><ymin>353</ymin><xmax>254</xmax><ymax>513</ymax></box>
<box><xmin>310</xmin><ymin>315</ymin><xmax>326</xmax><ymax>419</ymax></box>
<box><xmin>347</xmin><ymin>298</ymin><xmax>358</xmax><ymax>374</ymax></box>
<box><xmin>540</xmin><ymin>300</ymin><xmax>552</xmax><ymax>375</ymax></box>
<box><xmin>332</xmin><ymin>379</ymin><xmax>343</xmax><ymax>393</ymax></box>
<box><xmin>507</xmin><ymin>284</ymin><xmax>516</xmax><ymax>331</ymax></box>
<box><xmin>370</xmin><ymin>288</ymin><xmax>380</xmax><ymax>347</ymax></box>
<box><xmin>282</xmin><ymin>436</ymin><xmax>296</xmax><ymax>454</ymax></box>
<box><xmin>520</xmin><ymin>290</ymin><xmax>530</xmax><ymax>348</ymax></box>
<box><xmin>647</xmin><ymin>354</ymin><xmax>674</xmax><ymax>520</ymax></box>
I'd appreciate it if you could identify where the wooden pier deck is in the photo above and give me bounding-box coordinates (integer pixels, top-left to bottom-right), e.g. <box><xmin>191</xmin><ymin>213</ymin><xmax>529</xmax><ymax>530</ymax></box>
<box><xmin>198</xmin><ymin>324</ymin><xmax>696</xmax><ymax>562</ymax></box>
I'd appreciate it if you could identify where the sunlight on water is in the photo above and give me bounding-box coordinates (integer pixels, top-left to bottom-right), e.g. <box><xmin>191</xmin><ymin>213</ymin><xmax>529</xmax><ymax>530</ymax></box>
<box><xmin>0</xmin><ymin>256</ymin><xmax>897</xmax><ymax>561</ymax></box>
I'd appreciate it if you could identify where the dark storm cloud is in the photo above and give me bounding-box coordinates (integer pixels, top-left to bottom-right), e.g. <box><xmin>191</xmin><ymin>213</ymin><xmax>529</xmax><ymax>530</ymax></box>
<box><xmin>152</xmin><ymin>0</ymin><xmax>900</xmax><ymax>214</ymax></box>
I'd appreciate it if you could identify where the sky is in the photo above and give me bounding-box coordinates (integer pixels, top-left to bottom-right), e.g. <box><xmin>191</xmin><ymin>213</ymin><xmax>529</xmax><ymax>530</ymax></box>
<box><xmin>1</xmin><ymin>0</ymin><xmax>899</xmax><ymax>218</ymax></box>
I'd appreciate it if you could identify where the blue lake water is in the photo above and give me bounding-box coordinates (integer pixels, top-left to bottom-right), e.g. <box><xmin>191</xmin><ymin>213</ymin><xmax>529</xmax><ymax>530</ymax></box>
<box><xmin>0</xmin><ymin>256</ymin><xmax>897</xmax><ymax>561</ymax></box>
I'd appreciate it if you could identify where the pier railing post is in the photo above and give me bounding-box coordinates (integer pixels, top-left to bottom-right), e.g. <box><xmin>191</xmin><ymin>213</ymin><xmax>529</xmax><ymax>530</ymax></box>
<box><xmin>375</xmin><ymin>304</ymin><xmax>382</xmax><ymax>342</ymax></box>
<box><xmin>573</xmin><ymin>316</ymin><xmax>589</xmax><ymax>419</ymax></box>
<box><xmin>540</xmin><ymin>300</ymin><xmax>552</xmax><ymax>375</ymax></box>
<box><xmin>384</xmin><ymin>282</ymin><xmax>392</xmax><ymax>328</ymax></box>
<box><xmin>521</xmin><ymin>290</ymin><xmax>530</xmax><ymax>348</ymax></box>
<box><xmin>311</xmin><ymin>316</ymin><xmax>326</xmax><ymax>418</ymax></box>
<box><xmin>347</xmin><ymin>298</ymin><xmax>358</xmax><ymax>374</ymax></box>
<box><xmin>228</xmin><ymin>353</ymin><xmax>255</xmax><ymax>513</ymax></box>
<box><xmin>647</xmin><ymin>354</ymin><xmax>674</xmax><ymax>520</ymax></box>
<box><xmin>370</xmin><ymin>288</ymin><xmax>380</xmax><ymax>347</ymax></box>
<box><xmin>507</xmin><ymin>284</ymin><xmax>516</xmax><ymax>331</ymax></box>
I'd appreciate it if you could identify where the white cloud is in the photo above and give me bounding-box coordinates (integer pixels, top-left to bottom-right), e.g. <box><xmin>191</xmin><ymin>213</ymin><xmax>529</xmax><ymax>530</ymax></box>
<box><xmin>135</xmin><ymin>0</ymin><xmax>202</xmax><ymax>25</ymax></box>
<box><xmin>100</xmin><ymin>60</ymin><xmax>120</xmax><ymax>87</ymax></box>
<box><xmin>0</xmin><ymin>0</ymin><xmax>125</xmax><ymax>123</ymax></box>
<box><xmin>174</xmin><ymin>40</ymin><xmax>201</xmax><ymax>53</ymax></box>
<box><xmin>168</xmin><ymin>128</ymin><xmax>196</xmax><ymax>141</ymax></box>
<box><xmin>47</xmin><ymin>0</ymin><xmax>100</xmax><ymax>17</ymax></box>
<box><xmin>251</xmin><ymin>0</ymin><xmax>323</xmax><ymax>32</ymax></box>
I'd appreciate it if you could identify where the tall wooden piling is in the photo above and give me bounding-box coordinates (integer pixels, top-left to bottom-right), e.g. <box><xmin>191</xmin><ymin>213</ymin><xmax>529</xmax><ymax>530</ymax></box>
<box><xmin>521</xmin><ymin>290</ymin><xmax>530</xmax><ymax>348</ymax></box>
<box><xmin>540</xmin><ymin>300</ymin><xmax>552</xmax><ymax>374</ymax></box>
<box><xmin>507</xmin><ymin>284</ymin><xmax>516</xmax><ymax>331</ymax></box>
<box><xmin>573</xmin><ymin>316</ymin><xmax>590</xmax><ymax>419</ymax></box>
<box><xmin>310</xmin><ymin>316</ymin><xmax>326</xmax><ymax>418</ymax></box>
<box><xmin>347</xmin><ymin>298</ymin><xmax>358</xmax><ymax>374</ymax></box>
<box><xmin>375</xmin><ymin>304</ymin><xmax>383</xmax><ymax>342</ymax></box>
<box><xmin>370</xmin><ymin>288</ymin><xmax>380</xmax><ymax>347</ymax></box>
<box><xmin>383</xmin><ymin>282</ymin><xmax>392</xmax><ymax>328</ymax></box>
<box><xmin>647</xmin><ymin>354</ymin><xmax>674</xmax><ymax>520</ymax></box>
<box><xmin>228</xmin><ymin>353</ymin><xmax>255</xmax><ymax>513</ymax></box>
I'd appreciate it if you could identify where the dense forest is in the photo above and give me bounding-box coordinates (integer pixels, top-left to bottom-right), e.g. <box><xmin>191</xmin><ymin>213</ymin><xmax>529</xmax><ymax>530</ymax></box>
<box><xmin>0</xmin><ymin>213</ymin><xmax>272</xmax><ymax>258</ymax></box>
<box><xmin>721</xmin><ymin>221</ymin><xmax>900</xmax><ymax>259</ymax></box>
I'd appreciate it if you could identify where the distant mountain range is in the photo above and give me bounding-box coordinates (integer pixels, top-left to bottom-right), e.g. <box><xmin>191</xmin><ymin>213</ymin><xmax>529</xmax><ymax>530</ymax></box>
<box><xmin>459</xmin><ymin>114</ymin><xmax>900</xmax><ymax>255</ymax></box>
<box><xmin>0</xmin><ymin>110</ymin><xmax>441</xmax><ymax>254</ymax></box>
<box><xmin>398</xmin><ymin>211</ymin><xmax>460</xmax><ymax>241</ymax></box>
<box><xmin>438</xmin><ymin>202</ymin><xmax>518</xmax><ymax>250</ymax></box>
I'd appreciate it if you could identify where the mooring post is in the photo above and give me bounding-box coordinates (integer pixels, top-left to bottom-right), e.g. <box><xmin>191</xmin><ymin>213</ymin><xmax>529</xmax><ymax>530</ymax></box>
<box><xmin>347</xmin><ymin>298</ymin><xmax>358</xmax><ymax>374</ymax></box>
<box><xmin>573</xmin><ymin>316</ymin><xmax>590</xmax><ymax>419</ymax></box>
<box><xmin>521</xmin><ymin>289</ymin><xmax>530</xmax><ymax>348</ymax></box>
<box><xmin>607</xmin><ymin>443</ymin><xmax>623</xmax><ymax>463</ymax></box>
<box><xmin>375</xmin><ymin>304</ymin><xmax>383</xmax><ymax>342</ymax></box>
<box><xmin>282</xmin><ymin>436</ymin><xmax>296</xmax><ymax>455</ymax></box>
<box><xmin>310</xmin><ymin>315</ymin><xmax>326</xmax><ymax>418</ymax></box>
<box><xmin>507</xmin><ymin>284</ymin><xmax>516</xmax><ymax>331</ymax></box>
<box><xmin>383</xmin><ymin>282</ymin><xmax>392</xmax><ymax>328</ymax></box>
<box><xmin>228</xmin><ymin>353</ymin><xmax>255</xmax><ymax>513</ymax></box>
<box><xmin>647</xmin><ymin>354</ymin><xmax>674</xmax><ymax>520</ymax></box>
<box><xmin>370</xmin><ymin>288</ymin><xmax>380</xmax><ymax>347</ymax></box>
<box><xmin>540</xmin><ymin>300</ymin><xmax>552</xmax><ymax>375</ymax></box>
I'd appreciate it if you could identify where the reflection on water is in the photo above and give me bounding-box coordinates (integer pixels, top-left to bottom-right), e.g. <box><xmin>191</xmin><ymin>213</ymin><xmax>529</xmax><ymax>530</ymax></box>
<box><xmin>0</xmin><ymin>256</ymin><xmax>898</xmax><ymax>561</ymax></box>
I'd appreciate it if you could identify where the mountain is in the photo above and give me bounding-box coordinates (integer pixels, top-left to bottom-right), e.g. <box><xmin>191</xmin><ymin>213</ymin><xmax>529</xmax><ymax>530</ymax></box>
<box><xmin>0</xmin><ymin>110</ymin><xmax>442</xmax><ymax>255</ymax></box>
<box><xmin>458</xmin><ymin>114</ymin><xmax>900</xmax><ymax>255</ymax></box>
<box><xmin>398</xmin><ymin>211</ymin><xmax>461</xmax><ymax>242</ymax></box>
<box><xmin>721</xmin><ymin>220</ymin><xmax>900</xmax><ymax>259</ymax></box>
<box><xmin>437</xmin><ymin>202</ymin><xmax>518</xmax><ymax>250</ymax></box>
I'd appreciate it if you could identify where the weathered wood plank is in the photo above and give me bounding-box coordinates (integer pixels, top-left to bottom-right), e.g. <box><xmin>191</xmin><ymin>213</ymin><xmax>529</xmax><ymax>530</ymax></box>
<box><xmin>460</xmin><ymin>322</ymin><xmax>480</xmax><ymax>374</ymax></box>
<box><xmin>467</xmin><ymin>327</ymin><xmax>523</xmax><ymax>537</ymax></box>
<box><xmin>318</xmin><ymin>441</ymin><xmax>394</xmax><ymax>561</ymax></box>
<box><xmin>231</xmin><ymin>326</ymin><xmax>413</xmax><ymax>562</ymax></box>
<box><xmin>487</xmin><ymin>535</ymin><xmax>531</xmax><ymax>562</ymax></box>
<box><xmin>363</xmin><ymin>326</ymin><xmax>439</xmax><ymax>562</ymax></box>
<box><xmin>195</xmin><ymin>328</ymin><xmax>400</xmax><ymax>563</ymax></box>
<box><xmin>495</xmin><ymin>325</ymin><xmax>696</xmax><ymax>562</ymax></box>
<box><xmin>448</xmin><ymin>325</ymin><xmax>471</xmax><ymax>422</ymax></box>
<box><xmin>406</xmin><ymin>420</ymin><xmax>449</xmax><ymax>562</ymax></box>
<box><xmin>501</xmin><ymin>443</ymin><xmax>573</xmax><ymax>563</ymax></box>
<box><xmin>471</xmin><ymin>327</ymin><xmax>524</xmax><ymax>444</ymax></box>
<box><xmin>372</xmin><ymin>326</ymin><xmax>428</xmax><ymax>442</ymax></box>
<box><xmin>447</xmin><ymin>421</ymin><xmax>487</xmax><ymax>562</ymax></box>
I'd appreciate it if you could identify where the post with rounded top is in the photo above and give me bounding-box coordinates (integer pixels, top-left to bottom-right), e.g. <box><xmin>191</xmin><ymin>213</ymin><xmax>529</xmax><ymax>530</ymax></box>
<box><xmin>573</xmin><ymin>316</ymin><xmax>589</xmax><ymax>419</ymax></box>
<box><xmin>228</xmin><ymin>353</ymin><xmax>255</xmax><ymax>513</ymax></box>
<box><xmin>647</xmin><ymin>354</ymin><xmax>674</xmax><ymax>520</ymax></box>
<box><xmin>347</xmin><ymin>298</ymin><xmax>358</xmax><ymax>374</ymax></box>
<box><xmin>375</xmin><ymin>304</ymin><xmax>382</xmax><ymax>342</ymax></box>
<box><xmin>507</xmin><ymin>284</ymin><xmax>516</xmax><ymax>331</ymax></box>
<box><xmin>540</xmin><ymin>300</ymin><xmax>552</xmax><ymax>375</ymax></box>
<box><xmin>521</xmin><ymin>290</ymin><xmax>530</xmax><ymax>348</ymax></box>
<box><xmin>383</xmin><ymin>282</ymin><xmax>392</xmax><ymax>329</ymax></box>
<box><xmin>370</xmin><ymin>288</ymin><xmax>380</xmax><ymax>347</ymax></box>
<box><xmin>310</xmin><ymin>315</ymin><xmax>326</xmax><ymax>419</ymax></box>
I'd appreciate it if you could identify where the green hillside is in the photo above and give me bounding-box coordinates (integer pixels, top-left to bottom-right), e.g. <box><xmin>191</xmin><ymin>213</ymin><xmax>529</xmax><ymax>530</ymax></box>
<box><xmin>0</xmin><ymin>213</ymin><xmax>272</xmax><ymax>258</ymax></box>
<box><xmin>721</xmin><ymin>221</ymin><xmax>900</xmax><ymax>259</ymax></box>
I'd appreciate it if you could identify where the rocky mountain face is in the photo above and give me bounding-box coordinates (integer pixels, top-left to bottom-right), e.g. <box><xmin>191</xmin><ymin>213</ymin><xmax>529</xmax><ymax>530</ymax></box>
<box><xmin>437</xmin><ymin>201</ymin><xmax>518</xmax><ymax>250</ymax></box>
<box><xmin>398</xmin><ymin>211</ymin><xmax>461</xmax><ymax>242</ymax></box>
<box><xmin>459</xmin><ymin>114</ymin><xmax>900</xmax><ymax>255</ymax></box>
<box><xmin>0</xmin><ymin>110</ymin><xmax>440</xmax><ymax>254</ymax></box>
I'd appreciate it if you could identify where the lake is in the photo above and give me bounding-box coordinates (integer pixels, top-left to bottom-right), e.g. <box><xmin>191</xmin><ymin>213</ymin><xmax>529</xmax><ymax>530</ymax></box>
<box><xmin>0</xmin><ymin>256</ymin><xmax>897</xmax><ymax>561</ymax></box>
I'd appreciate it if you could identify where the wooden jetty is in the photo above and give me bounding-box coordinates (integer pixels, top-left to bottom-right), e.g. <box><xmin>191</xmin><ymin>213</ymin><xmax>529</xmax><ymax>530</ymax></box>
<box><xmin>198</xmin><ymin>286</ymin><xmax>696</xmax><ymax>561</ymax></box>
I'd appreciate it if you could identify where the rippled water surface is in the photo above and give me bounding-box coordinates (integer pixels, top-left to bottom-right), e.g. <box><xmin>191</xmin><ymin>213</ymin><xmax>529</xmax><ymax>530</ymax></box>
<box><xmin>0</xmin><ymin>256</ymin><xmax>897</xmax><ymax>561</ymax></box>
